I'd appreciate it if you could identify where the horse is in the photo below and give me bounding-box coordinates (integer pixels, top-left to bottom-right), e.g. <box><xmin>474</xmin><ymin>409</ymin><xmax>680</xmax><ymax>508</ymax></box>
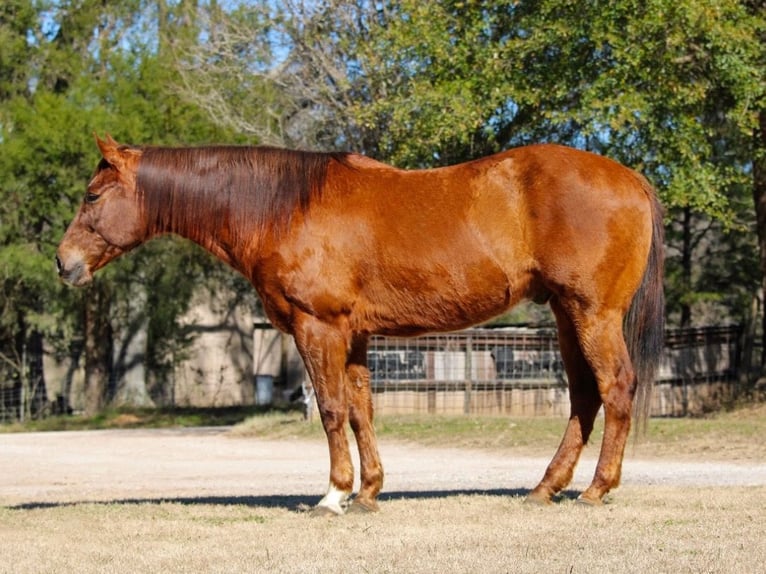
<box><xmin>56</xmin><ymin>134</ymin><xmax>664</xmax><ymax>515</ymax></box>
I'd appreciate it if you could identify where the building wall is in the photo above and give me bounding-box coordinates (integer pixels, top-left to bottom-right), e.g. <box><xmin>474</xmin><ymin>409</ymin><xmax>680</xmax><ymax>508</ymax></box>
<box><xmin>171</xmin><ymin>290</ymin><xmax>255</xmax><ymax>407</ymax></box>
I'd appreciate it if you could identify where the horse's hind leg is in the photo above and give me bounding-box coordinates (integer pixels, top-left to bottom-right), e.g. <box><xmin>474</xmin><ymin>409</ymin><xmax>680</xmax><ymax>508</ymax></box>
<box><xmin>564</xmin><ymin>308</ymin><xmax>636</xmax><ymax>505</ymax></box>
<box><xmin>578</xmin><ymin>316</ymin><xmax>636</xmax><ymax>504</ymax></box>
<box><xmin>527</xmin><ymin>299</ymin><xmax>602</xmax><ymax>504</ymax></box>
<box><xmin>346</xmin><ymin>335</ymin><xmax>384</xmax><ymax>512</ymax></box>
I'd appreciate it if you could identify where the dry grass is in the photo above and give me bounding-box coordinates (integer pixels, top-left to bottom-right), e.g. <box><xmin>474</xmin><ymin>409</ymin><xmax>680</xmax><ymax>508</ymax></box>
<box><xmin>2</xmin><ymin>486</ymin><xmax>764</xmax><ymax>573</ymax></box>
<box><xmin>3</xmin><ymin>404</ymin><xmax>764</xmax><ymax>573</ymax></box>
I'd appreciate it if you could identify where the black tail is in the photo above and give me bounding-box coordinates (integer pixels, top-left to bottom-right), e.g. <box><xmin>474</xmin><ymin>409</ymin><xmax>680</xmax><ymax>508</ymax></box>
<box><xmin>625</xmin><ymin>182</ymin><xmax>665</xmax><ymax>431</ymax></box>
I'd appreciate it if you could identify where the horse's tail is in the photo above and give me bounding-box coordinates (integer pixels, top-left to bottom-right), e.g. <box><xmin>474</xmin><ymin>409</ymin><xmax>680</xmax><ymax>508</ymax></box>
<box><xmin>625</xmin><ymin>180</ymin><xmax>665</xmax><ymax>432</ymax></box>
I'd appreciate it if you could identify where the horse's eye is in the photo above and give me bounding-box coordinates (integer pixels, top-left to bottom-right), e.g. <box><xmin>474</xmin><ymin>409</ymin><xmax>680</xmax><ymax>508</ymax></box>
<box><xmin>85</xmin><ymin>193</ymin><xmax>100</xmax><ymax>204</ymax></box>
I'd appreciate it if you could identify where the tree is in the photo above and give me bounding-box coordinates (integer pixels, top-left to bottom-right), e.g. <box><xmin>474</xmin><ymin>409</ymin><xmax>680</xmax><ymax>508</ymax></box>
<box><xmin>171</xmin><ymin>1</ymin><xmax>520</xmax><ymax>164</ymax></box>
<box><xmin>0</xmin><ymin>0</ymin><xmax>250</xmax><ymax>417</ymax></box>
<box><xmin>745</xmin><ymin>0</ymin><xmax>766</xmax><ymax>377</ymax></box>
<box><xmin>171</xmin><ymin>1</ymin><xmax>765</xmax><ymax>329</ymax></box>
<box><xmin>0</xmin><ymin>0</ymin><xmax>103</xmax><ymax>416</ymax></box>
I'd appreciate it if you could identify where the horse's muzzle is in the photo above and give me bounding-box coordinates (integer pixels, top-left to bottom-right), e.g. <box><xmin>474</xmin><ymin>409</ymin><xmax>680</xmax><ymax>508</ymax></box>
<box><xmin>55</xmin><ymin>252</ymin><xmax>90</xmax><ymax>286</ymax></box>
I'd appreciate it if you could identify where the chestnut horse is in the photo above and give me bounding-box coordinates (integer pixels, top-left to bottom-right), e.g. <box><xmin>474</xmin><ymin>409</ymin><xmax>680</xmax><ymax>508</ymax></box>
<box><xmin>57</xmin><ymin>135</ymin><xmax>664</xmax><ymax>514</ymax></box>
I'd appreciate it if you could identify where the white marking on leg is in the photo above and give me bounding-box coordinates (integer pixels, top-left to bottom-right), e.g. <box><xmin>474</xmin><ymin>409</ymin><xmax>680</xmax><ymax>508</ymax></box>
<box><xmin>316</xmin><ymin>483</ymin><xmax>351</xmax><ymax>515</ymax></box>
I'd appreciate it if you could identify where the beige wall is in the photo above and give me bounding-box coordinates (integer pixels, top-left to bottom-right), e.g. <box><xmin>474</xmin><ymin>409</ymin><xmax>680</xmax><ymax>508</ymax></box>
<box><xmin>171</xmin><ymin>290</ymin><xmax>255</xmax><ymax>407</ymax></box>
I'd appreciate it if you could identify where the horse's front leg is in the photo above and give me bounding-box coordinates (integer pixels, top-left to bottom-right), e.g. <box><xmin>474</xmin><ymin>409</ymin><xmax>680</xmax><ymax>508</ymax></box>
<box><xmin>293</xmin><ymin>314</ymin><xmax>354</xmax><ymax>516</ymax></box>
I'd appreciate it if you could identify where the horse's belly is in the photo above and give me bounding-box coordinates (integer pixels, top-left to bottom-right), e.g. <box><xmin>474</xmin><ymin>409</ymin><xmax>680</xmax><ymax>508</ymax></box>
<box><xmin>356</xmin><ymin>261</ymin><xmax>520</xmax><ymax>336</ymax></box>
<box><xmin>374</xmin><ymin>297</ymin><xmax>509</xmax><ymax>337</ymax></box>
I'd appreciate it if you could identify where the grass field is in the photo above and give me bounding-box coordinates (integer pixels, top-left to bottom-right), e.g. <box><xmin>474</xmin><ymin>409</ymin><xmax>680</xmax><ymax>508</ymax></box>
<box><xmin>2</xmin><ymin>404</ymin><xmax>765</xmax><ymax>573</ymax></box>
<box><xmin>2</xmin><ymin>486</ymin><xmax>764</xmax><ymax>573</ymax></box>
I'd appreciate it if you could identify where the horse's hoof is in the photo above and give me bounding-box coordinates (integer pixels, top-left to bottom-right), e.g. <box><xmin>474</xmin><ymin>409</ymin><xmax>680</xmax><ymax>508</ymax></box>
<box><xmin>309</xmin><ymin>505</ymin><xmax>345</xmax><ymax>518</ymax></box>
<box><xmin>347</xmin><ymin>499</ymin><xmax>379</xmax><ymax>514</ymax></box>
<box><xmin>524</xmin><ymin>492</ymin><xmax>552</xmax><ymax>506</ymax></box>
<box><xmin>575</xmin><ymin>494</ymin><xmax>603</xmax><ymax>507</ymax></box>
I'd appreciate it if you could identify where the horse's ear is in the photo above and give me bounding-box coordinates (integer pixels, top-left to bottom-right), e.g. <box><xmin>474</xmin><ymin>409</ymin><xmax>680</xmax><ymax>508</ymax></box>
<box><xmin>94</xmin><ymin>133</ymin><xmax>140</xmax><ymax>170</ymax></box>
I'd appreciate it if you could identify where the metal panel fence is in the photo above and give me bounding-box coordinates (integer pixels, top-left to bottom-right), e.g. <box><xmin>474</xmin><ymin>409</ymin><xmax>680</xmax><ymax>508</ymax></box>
<box><xmin>0</xmin><ymin>323</ymin><xmax>744</xmax><ymax>423</ymax></box>
<box><xmin>367</xmin><ymin>328</ymin><xmax>569</xmax><ymax>416</ymax></box>
<box><xmin>653</xmin><ymin>325</ymin><xmax>742</xmax><ymax>416</ymax></box>
<box><xmin>362</xmin><ymin>325</ymin><xmax>743</xmax><ymax>417</ymax></box>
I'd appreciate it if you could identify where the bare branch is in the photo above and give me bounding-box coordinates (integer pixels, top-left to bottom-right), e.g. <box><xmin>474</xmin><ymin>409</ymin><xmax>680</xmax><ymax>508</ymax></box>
<box><xmin>166</xmin><ymin>1</ymin><xmax>380</xmax><ymax>151</ymax></box>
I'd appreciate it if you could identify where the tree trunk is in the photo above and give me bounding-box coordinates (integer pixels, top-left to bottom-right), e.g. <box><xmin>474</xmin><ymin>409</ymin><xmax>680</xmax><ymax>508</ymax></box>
<box><xmin>680</xmin><ymin>206</ymin><xmax>693</xmax><ymax>327</ymax></box>
<box><xmin>27</xmin><ymin>328</ymin><xmax>48</xmax><ymax>417</ymax></box>
<box><xmin>83</xmin><ymin>283</ymin><xmax>113</xmax><ymax>415</ymax></box>
<box><xmin>11</xmin><ymin>313</ymin><xmax>48</xmax><ymax>420</ymax></box>
<box><xmin>753</xmin><ymin>109</ymin><xmax>766</xmax><ymax>380</ymax></box>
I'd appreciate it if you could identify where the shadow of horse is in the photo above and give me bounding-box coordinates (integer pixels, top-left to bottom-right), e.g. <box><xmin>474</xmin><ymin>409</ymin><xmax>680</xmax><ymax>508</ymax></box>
<box><xmin>8</xmin><ymin>488</ymin><xmax>584</xmax><ymax>512</ymax></box>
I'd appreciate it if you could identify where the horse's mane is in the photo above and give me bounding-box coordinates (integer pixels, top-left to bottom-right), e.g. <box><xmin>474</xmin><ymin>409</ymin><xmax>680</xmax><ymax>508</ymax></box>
<box><xmin>135</xmin><ymin>145</ymin><xmax>350</xmax><ymax>242</ymax></box>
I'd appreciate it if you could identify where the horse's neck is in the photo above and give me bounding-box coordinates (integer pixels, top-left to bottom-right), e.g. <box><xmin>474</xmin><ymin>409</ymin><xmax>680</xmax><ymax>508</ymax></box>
<box><xmin>145</xmin><ymin>170</ymin><xmax>250</xmax><ymax>268</ymax></box>
<box><xmin>141</xmin><ymin>145</ymin><xmax>326</xmax><ymax>275</ymax></box>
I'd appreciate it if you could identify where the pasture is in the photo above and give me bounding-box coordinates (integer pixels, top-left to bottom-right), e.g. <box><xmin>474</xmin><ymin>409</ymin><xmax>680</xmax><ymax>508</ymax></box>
<box><xmin>1</xmin><ymin>407</ymin><xmax>765</xmax><ymax>573</ymax></box>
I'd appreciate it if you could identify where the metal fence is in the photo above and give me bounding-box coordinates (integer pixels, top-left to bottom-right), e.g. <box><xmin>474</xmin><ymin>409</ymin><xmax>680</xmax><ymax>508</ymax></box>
<box><xmin>0</xmin><ymin>323</ymin><xmax>745</xmax><ymax>423</ymax></box>
<box><xmin>0</xmin><ymin>369</ymin><xmax>49</xmax><ymax>425</ymax></box>
<box><xmin>367</xmin><ymin>328</ymin><xmax>569</xmax><ymax>416</ymax></box>
<box><xmin>653</xmin><ymin>325</ymin><xmax>743</xmax><ymax>416</ymax></box>
<box><xmin>363</xmin><ymin>325</ymin><xmax>742</xmax><ymax>417</ymax></box>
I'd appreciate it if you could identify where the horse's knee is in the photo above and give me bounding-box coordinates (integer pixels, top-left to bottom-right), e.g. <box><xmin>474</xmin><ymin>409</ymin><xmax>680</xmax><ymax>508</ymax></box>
<box><xmin>317</xmin><ymin>403</ymin><xmax>348</xmax><ymax>434</ymax></box>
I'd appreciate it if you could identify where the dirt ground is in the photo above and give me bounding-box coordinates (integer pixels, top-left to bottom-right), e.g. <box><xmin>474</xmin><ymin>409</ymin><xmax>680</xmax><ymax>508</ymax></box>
<box><xmin>2</xmin><ymin>427</ymin><xmax>765</xmax><ymax>507</ymax></box>
<box><xmin>2</xmin><ymin>428</ymin><xmax>766</xmax><ymax>574</ymax></box>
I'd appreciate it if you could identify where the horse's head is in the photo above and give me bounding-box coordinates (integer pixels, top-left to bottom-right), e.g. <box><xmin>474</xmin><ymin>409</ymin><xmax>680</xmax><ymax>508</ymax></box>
<box><xmin>56</xmin><ymin>135</ymin><xmax>145</xmax><ymax>286</ymax></box>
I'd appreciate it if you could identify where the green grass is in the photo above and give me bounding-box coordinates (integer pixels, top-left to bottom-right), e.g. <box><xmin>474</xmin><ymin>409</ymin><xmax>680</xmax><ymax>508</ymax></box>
<box><xmin>229</xmin><ymin>411</ymin><xmax>568</xmax><ymax>450</ymax></box>
<box><xmin>0</xmin><ymin>406</ymin><xmax>294</xmax><ymax>434</ymax></box>
<box><xmin>374</xmin><ymin>415</ymin><xmax>566</xmax><ymax>450</ymax></box>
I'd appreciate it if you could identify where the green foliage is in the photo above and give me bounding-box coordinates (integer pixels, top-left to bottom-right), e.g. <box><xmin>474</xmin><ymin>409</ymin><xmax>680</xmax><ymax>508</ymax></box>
<box><xmin>347</xmin><ymin>1</ymin><xmax>517</xmax><ymax>166</ymax></box>
<box><xmin>0</xmin><ymin>0</ymin><xmax>250</xmax><ymax>406</ymax></box>
<box><xmin>267</xmin><ymin>0</ymin><xmax>764</xmax><ymax>325</ymax></box>
<box><xmin>1</xmin><ymin>0</ymin><xmax>765</xmax><ymax>414</ymax></box>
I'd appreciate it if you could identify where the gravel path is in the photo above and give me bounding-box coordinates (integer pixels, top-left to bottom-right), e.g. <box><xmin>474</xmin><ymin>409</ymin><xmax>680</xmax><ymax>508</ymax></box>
<box><xmin>2</xmin><ymin>428</ymin><xmax>765</xmax><ymax>507</ymax></box>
